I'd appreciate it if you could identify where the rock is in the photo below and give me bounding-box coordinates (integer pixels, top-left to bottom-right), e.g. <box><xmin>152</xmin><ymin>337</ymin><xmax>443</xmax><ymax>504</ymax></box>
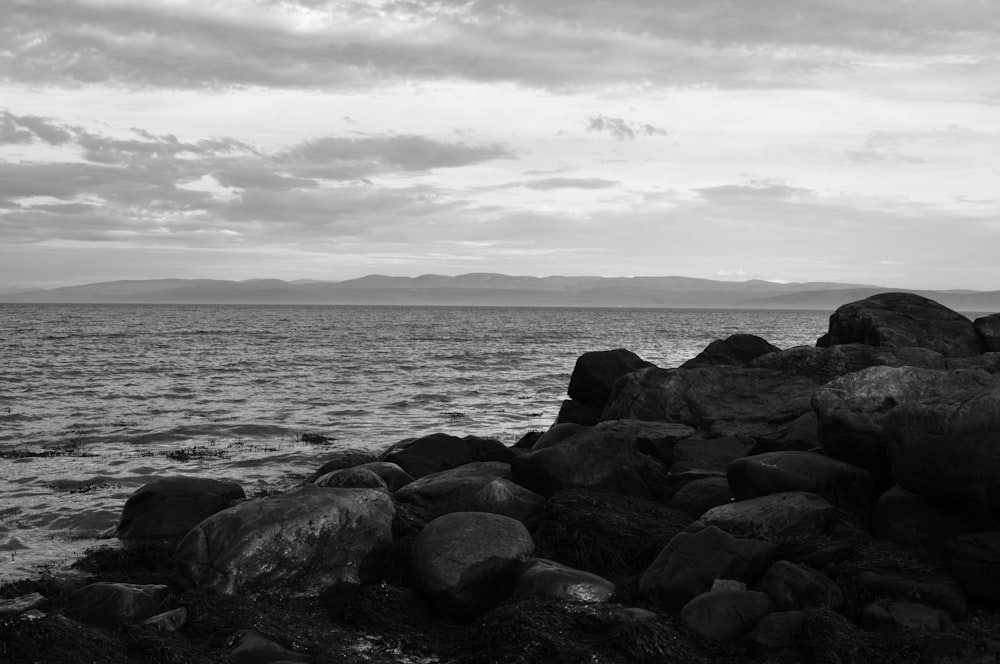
<box><xmin>554</xmin><ymin>399</ymin><xmax>603</xmax><ymax>426</ymax></box>
<box><xmin>115</xmin><ymin>477</ymin><xmax>245</xmax><ymax>540</ymax></box>
<box><xmin>65</xmin><ymin>582</ymin><xmax>170</xmax><ymax>627</ymax></box>
<box><xmin>669</xmin><ymin>477</ymin><xmax>733</xmax><ymax>517</ymax></box>
<box><xmin>395</xmin><ymin>461</ymin><xmax>512</xmax><ymax>521</ymax></box>
<box><xmin>228</xmin><ymin>629</ymin><xmax>310</xmax><ymax>664</ymax></box>
<box><xmin>515</xmin><ymin>558</ymin><xmax>616</xmax><ymax>602</ymax></box>
<box><xmin>812</xmin><ymin>365</ymin><xmax>997</xmax><ymax>487</ymax></box>
<box><xmin>872</xmin><ymin>485</ymin><xmax>999</xmax><ymax>545</ymax></box>
<box><xmin>411</xmin><ymin>511</ymin><xmax>534</xmax><ymax>619</ymax></box>
<box><xmin>946</xmin><ymin>532</ymin><xmax>1000</xmax><ymax>601</ymax></box>
<box><xmin>143</xmin><ymin>607</ymin><xmax>188</xmax><ymax>632</ymax></box>
<box><xmin>304</xmin><ymin>448</ymin><xmax>380</xmax><ymax>483</ymax></box>
<box><xmin>816</xmin><ymin>292</ymin><xmax>985</xmax><ymax>357</ymax></box>
<box><xmin>594</xmin><ymin>419</ymin><xmax>696</xmax><ymax>465</ymax></box>
<box><xmin>567</xmin><ymin>348</ymin><xmax>654</xmax><ymax>409</ymax></box>
<box><xmin>380</xmin><ymin>433</ymin><xmax>473</xmax><ymax>478</ymax></box>
<box><xmin>475</xmin><ymin>478</ymin><xmax>546</xmax><ymax>523</ymax></box>
<box><xmin>974</xmin><ymin>314</ymin><xmax>1000</xmax><ymax>352</ymax></box>
<box><xmin>352</xmin><ymin>461</ymin><xmax>414</xmax><ymax>492</ymax></box>
<box><xmin>639</xmin><ymin>525</ymin><xmax>777</xmax><ymax>611</ymax></box>
<box><xmin>0</xmin><ymin>592</ymin><xmax>46</xmax><ymax>616</ymax></box>
<box><xmin>746</xmin><ymin>610</ymin><xmax>806</xmax><ymax>659</ymax></box>
<box><xmin>175</xmin><ymin>485</ymin><xmax>394</xmax><ymax>598</ymax></box>
<box><xmin>314</xmin><ymin>466</ymin><xmax>389</xmax><ymax>492</ymax></box>
<box><xmin>532</xmin><ymin>423</ymin><xmax>587</xmax><ymax>450</ymax></box>
<box><xmin>884</xmin><ymin>385</ymin><xmax>1000</xmax><ymax>506</ymax></box>
<box><xmin>510</xmin><ymin>426</ymin><xmax>669</xmax><ymax>499</ymax></box>
<box><xmin>862</xmin><ymin>601</ymin><xmax>953</xmax><ymax>632</ymax></box>
<box><xmin>755</xmin><ymin>561</ymin><xmax>844</xmax><ymax>611</ymax></box>
<box><xmin>514</xmin><ymin>431</ymin><xmax>543</xmax><ymax>449</ymax></box>
<box><xmin>679</xmin><ymin>590</ymin><xmax>772</xmax><ymax>641</ymax></box>
<box><xmin>463</xmin><ymin>435</ymin><xmax>516</xmax><ymax>463</ymax></box>
<box><xmin>670</xmin><ymin>437</ymin><xmax>749</xmax><ymax>481</ymax></box>
<box><xmin>610</xmin><ymin>607</ymin><xmax>660</xmax><ymax>623</ymax></box>
<box><xmin>860</xmin><ymin>571</ymin><xmax>967</xmax><ymax>619</ymax></box>
<box><xmin>700</xmin><ymin>491</ymin><xmax>839</xmax><ymax>541</ymax></box>
<box><xmin>727</xmin><ymin>450</ymin><xmax>875</xmax><ymax>521</ymax></box>
<box><xmin>680</xmin><ymin>334</ymin><xmax>781</xmax><ymax>369</ymax></box>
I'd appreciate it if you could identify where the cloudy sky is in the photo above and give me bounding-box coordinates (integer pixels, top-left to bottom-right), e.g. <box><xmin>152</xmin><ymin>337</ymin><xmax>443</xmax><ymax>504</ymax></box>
<box><xmin>2</xmin><ymin>0</ymin><xmax>999</xmax><ymax>290</ymax></box>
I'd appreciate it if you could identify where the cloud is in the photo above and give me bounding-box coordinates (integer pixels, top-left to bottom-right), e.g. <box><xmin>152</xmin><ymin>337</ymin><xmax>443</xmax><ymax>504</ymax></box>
<box><xmin>0</xmin><ymin>110</ymin><xmax>74</xmax><ymax>145</ymax></box>
<box><xmin>519</xmin><ymin>177</ymin><xmax>618</xmax><ymax>190</ymax></box>
<box><xmin>694</xmin><ymin>181</ymin><xmax>817</xmax><ymax>202</ymax></box>
<box><xmin>587</xmin><ymin>115</ymin><xmax>667</xmax><ymax>140</ymax></box>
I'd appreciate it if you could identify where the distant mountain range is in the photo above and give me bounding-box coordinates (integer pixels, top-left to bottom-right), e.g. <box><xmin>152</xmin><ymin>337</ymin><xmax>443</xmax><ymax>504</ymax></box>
<box><xmin>2</xmin><ymin>274</ymin><xmax>998</xmax><ymax>311</ymax></box>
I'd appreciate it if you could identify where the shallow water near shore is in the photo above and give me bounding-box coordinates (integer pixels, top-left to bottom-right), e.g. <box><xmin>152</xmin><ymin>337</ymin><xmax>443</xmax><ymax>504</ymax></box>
<box><xmin>0</xmin><ymin>303</ymin><xmax>829</xmax><ymax>581</ymax></box>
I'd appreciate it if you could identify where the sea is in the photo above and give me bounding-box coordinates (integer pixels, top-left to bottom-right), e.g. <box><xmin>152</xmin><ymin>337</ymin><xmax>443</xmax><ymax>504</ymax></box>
<box><xmin>0</xmin><ymin>303</ymin><xmax>831</xmax><ymax>582</ymax></box>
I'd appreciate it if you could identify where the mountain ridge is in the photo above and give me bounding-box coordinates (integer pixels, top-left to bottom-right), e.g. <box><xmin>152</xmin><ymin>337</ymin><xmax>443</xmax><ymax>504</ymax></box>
<box><xmin>2</xmin><ymin>274</ymin><xmax>998</xmax><ymax>312</ymax></box>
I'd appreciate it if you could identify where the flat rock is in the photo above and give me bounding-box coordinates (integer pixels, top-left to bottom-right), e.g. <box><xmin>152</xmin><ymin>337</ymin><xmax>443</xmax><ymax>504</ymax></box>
<box><xmin>115</xmin><ymin>476</ymin><xmax>245</xmax><ymax>540</ymax></box>
<box><xmin>639</xmin><ymin>525</ymin><xmax>777</xmax><ymax>611</ymax></box>
<box><xmin>515</xmin><ymin>558</ymin><xmax>616</xmax><ymax>603</ymax></box>
<box><xmin>862</xmin><ymin>601</ymin><xmax>953</xmax><ymax>632</ymax></box>
<box><xmin>679</xmin><ymin>589</ymin><xmax>772</xmax><ymax>641</ymax></box>
<box><xmin>0</xmin><ymin>592</ymin><xmax>46</xmax><ymax>616</ymax></box>
<box><xmin>65</xmin><ymin>582</ymin><xmax>170</xmax><ymax>628</ymax></box>
<box><xmin>395</xmin><ymin>461</ymin><xmax>511</xmax><ymax>520</ymax></box>
<box><xmin>816</xmin><ymin>292</ymin><xmax>985</xmax><ymax>357</ymax></box>
<box><xmin>411</xmin><ymin>511</ymin><xmax>534</xmax><ymax>619</ymax></box>
<box><xmin>175</xmin><ymin>485</ymin><xmax>394</xmax><ymax>598</ymax></box>
<box><xmin>727</xmin><ymin>450</ymin><xmax>875</xmax><ymax>521</ymax></box>
<box><xmin>700</xmin><ymin>491</ymin><xmax>839</xmax><ymax>541</ymax></box>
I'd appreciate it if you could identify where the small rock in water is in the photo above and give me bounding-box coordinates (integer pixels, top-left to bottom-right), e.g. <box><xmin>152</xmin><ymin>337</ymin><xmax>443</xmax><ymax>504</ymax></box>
<box><xmin>301</xmin><ymin>432</ymin><xmax>334</xmax><ymax>444</ymax></box>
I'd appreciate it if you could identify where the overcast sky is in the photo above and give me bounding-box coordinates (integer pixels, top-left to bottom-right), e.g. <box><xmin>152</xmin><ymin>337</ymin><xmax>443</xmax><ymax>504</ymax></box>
<box><xmin>2</xmin><ymin>0</ymin><xmax>998</xmax><ymax>290</ymax></box>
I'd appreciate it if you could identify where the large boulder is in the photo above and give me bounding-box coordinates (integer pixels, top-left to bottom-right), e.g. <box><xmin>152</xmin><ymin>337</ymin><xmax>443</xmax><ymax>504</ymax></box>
<box><xmin>700</xmin><ymin>492</ymin><xmax>840</xmax><ymax>541</ymax></box>
<box><xmin>394</xmin><ymin>461</ymin><xmax>513</xmax><ymax>520</ymax></box>
<box><xmin>352</xmin><ymin>461</ymin><xmax>414</xmax><ymax>492</ymax></box>
<box><xmin>639</xmin><ymin>525</ymin><xmax>777</xmax><ymax>611</ymax></box>
<box><xmin>755</xmin><ymin>561</ymin><xmax>844</xmax><ymax>611</ymax></box>
<box><xmin>727</xmin><ymin>451</ymin><xmax>875</xmax><ymax>521</ymax></box>
<box><xmin>510</xmin><ymin>426</ymin><xmax>669</xmax><ymax>499</ymax></box>
<box><xmin>115</xmin><ymin>477</ymin><xmax>245</xmax><ymax>540</ymax></box>
<box><xmin>680</xmin><ymin>334</ymin><xmax>781</xmax><ymax>369</ymax></box>
<box><xmin>974</xmin><ymin>314</ymin><xmax>1000</xmax><ymax>352</ymax></box>
<box><xmin>411</xmin><ymin>512</ymin><xmax>534</xmax><ymax>618</ymax></box>
<box><xmin>603</xmin><ymin>344</ymin><xmax>941</xmax><ymax>446</ymax></box>
<box><xmin>670</xmin><ymin>437</ymin><xmax>750</xmax><ymax>483</ymax></box>
<box><xmin>474</xmin><ymin>478</ymin><xmax>546</xmax><ymax>523</ymax></box>
<box><xmin>380</xmin><ymin>433</ymin><xmax>512</xmax><ymax>478</ymax></box>
<box><xmin>568</xmin><ymin>348</ymin><xmax>654</xmax><ymax>409</ymax></box>
<box><xmin>175</xmin><ymin>485</ymin><xmax>394</xmax><ymax>597</ymax></box>
<box><xmin>816</xmin><ymin>292</ymin><xmax>985</xmax><ymax>357</ymax></box>
<box><xmin>669</xmin><ymin>477</ymin><xmax>733</xmax><ymax>518</ymax></box>
<box><xmin>811</xmin><ymin>365</ymin><xmax>998</xmax><ymax>487</ymax></box>
<box><xmin>680</xmin><ymin>589</ymin><xmax>772</xmax><ymax>641</ymax></box>
<box><xmin>515</xmin><ymin>558</ymin><xmax>616</xmax><ymax>603</ymax></box>
<box><xmin>594</xmin><ymin>419</ymin><xmax>696</xmax><ymax>465</ymax></box>
<box><xmin>883</xmin><ymin>384</ymin><xmax>1000</xmax><ymax>506</ymax></box>
<box><xmin>314</xmin><ymin>467</ymin><xmax>389</xmax><ymax>492</ymax></box>
<box><xmin>304</xmin><ymin>448</ymin><xmax>380</xmax><ymax>483</ymax></box>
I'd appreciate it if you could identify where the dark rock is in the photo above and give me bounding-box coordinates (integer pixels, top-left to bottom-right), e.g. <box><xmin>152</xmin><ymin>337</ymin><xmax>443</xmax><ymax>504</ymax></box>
<box><xmin>567</xmin><ymin>348</ymin><xmax>654</xmax><ymax>409</ymax></box>
<box><xmin>515</xmin><ymin>558</ymin><xmax>616</xmax><ymax>602</ymax></box>
<box><xmin>812</xmin><ymin>365</ymin><xmax>997</xmax><ymax>488</ymax></box>
<box><xmin>304</xmin><ymin>448</ymin><xmax>380</xmax><ymax>483</ymax></box>
<box><xmin>862</xmin><ymin>601</ymin><xmax>953</xmax><ymax>632</ymax></box>
<box><xmin>0</xmin><ymin>592</ymin><xmax>46</xmax><ymax>616</ymax></box>
<box><xmin>300</xmin><ymin>432</ymin><xmax>333</xmax><ymax>444</ymax></box>
<box><xmin>974</xmin><ymin>314</ymin><xmax>1000</xmax><ymax>352</ymax></box>
<box><xmin>514</xmin><ymin>431</ymin><xmax>543</xmax><ymax>449</ymax></box>
<box><xmin>680</xmin><ymin>334</ymin><xmax>781</xmax><ymax>369</ymax></box>
<box><xmin>669</xmin><ymin>477</ymin><xmax>732</xmax><ymax>517</ymax></box>
<box><xmin>872</xmin><ymin>485</ymin><xmax>998</xmax><ymax>545</ymax></box>
<box><xmin>746</xmin><ymin>610</ymin><xmax>806</xmax><ymax>659</ymax></box>
<box><xmin>380</xmin><ymin>433</ymin><xmax>473</xmax><ymax>478</ymax></box>
<box><xmin>175</xmin><ymin>485</ymin><xmax>394</xmax><ymax>597</ymax></box>
<box><xmin>228</xmin><ymin>628</ymin><xmax>310</xmax><ymax>664</ymax></box>
<box><xmin>884</xmin><ymin>385</ymin><xmax>1000</xmax><ymax>506</ymax></box>
<box><xmin>411</xmin><ymin>511</ymin><xmax>534</xmax><ymax>619</ymax></box>
<box><xmin>670</xmin><ymin>437</ymin><xmax>749</xmax><ymax>482</ymax></box>
<box><xmin>679</xmin><ymin>589</ymin><xmax>772</xmax><ymax>641</ymax></box>
<box><xmin>463</xmin><ymin>435</ymin><xmax>516</xmax><ymax>463</ymax></box>
<box><xmin>314</xmin><ymin>466</ymin><xmax>389</xmax><ymax>492</ymax></box>
<box><xmin>142</xmin><ymin>607</ymin><xmax>188</xmax><ymax>632</ymax></box>
<box><xmin>946</xmin><ymin>531</ymin><xmax>1000</xmax><ymax>601</ymax></box>
<box><xmin>65</xmin><ymin>582</ymin><xmax>170</xmax><ymax>628</ymax></box>
<box><xmin>816</xmin><ymin>292</ymin><xmax>985</xmax><ymax>357</ymax></box>
<box><xmin>700</xmin><ymin>491</ymin><xmax>839</xmax><ymax>541</ymax></box>
<box><xmin>510</xmin><ymin>426</ymin><xmax>669</xmax><ymax>499</ymax></box>
<box><xmin>755</xmin><ymin>560</ymin><xmax>844</xmax><ymax>611</ymax></box>
<box><xmin>727</xmin><ymin>450</ymin><xmax>875</xmax><ymax>521</ymax></box>
<box><xmin>352</xmin><ymin>461</ymin><xmax>414</xmax><ymax>492</ymax></box>
<box><xmin>532</xmin><ymin>422</ymin><xmax>586</xmax><ymax>450</ymax></box>
<box><xmin>554</xmin><ymin>399</ymin><xmax>604</xmax><ymax>426</ymax></box>
<box><xmin>594</xmin><ymin>419</ymin><xmax>696</xmax><ymax>465</ymax></box>
<box><xmin>115</xmin><ymin>476</ymin><xmax>245</xmax><ymax>540</ymax></box>
<box><xmin>395</xmin><ymin>461</ymin><xmax>512</xmax><ymax>521</ymax></box>
<box><xmin>639</xmin><ymin>525</ymin><xmax>777</xmax><ymax>611</ymax></box>
<box><xmin>532</xmin><ymin>490</ymin><xmax>693</xmax><ymax>579</ymax></box>
<box><xmin>860</xmin><ymin>570</ymin><xmax>967</xmax><ymax>619</ymax></box>
<box><xmin>475</xmin><ymin>478</ymin><xmax>546</xmax><ymax>523</ymax></box>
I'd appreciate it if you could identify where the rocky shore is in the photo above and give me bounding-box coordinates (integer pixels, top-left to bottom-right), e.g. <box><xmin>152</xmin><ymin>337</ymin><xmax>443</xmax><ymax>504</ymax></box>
<box><xmin>2</xmin><ymin>292</ymin><xmax>1000</xmax><ymax>663</ymax></box>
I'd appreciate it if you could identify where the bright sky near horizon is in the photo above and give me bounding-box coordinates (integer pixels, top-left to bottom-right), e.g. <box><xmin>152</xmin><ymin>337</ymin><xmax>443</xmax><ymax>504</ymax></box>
<box><xmin>1</xmin><ymin>0</ymin><xmax>999</xmax><ymax>290</ymax></box>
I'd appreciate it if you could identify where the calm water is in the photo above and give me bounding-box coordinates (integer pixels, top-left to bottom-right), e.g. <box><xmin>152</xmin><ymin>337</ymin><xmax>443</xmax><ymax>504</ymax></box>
<box><xmin>0</xmin><ymin>304</ymin><xmax>829</xmax><ymax>581</ymax></box>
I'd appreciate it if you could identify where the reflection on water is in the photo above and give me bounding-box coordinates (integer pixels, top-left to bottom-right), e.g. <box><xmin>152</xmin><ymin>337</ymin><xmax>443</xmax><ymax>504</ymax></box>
<box><xmin>0</xmin><ymin>303</ymin><xmax>827</xmax><ymax>580</ymax></box>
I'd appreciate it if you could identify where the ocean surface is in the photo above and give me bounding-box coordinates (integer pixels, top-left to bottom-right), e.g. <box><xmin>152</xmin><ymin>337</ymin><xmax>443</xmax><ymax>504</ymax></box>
<box><xmin>0</xmin><ymin>303</ymin><xmax>830</xmax><ymax>581</ymax></box>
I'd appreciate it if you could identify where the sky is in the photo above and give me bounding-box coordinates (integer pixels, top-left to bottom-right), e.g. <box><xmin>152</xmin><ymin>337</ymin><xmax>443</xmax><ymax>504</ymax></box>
<box><xmin>1</xmin><ymin>0</ymin><xmax>999</xmax><ymax>290</ymax></box>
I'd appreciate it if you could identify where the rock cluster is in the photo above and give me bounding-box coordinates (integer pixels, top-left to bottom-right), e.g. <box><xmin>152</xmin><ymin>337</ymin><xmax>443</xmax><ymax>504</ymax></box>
<box><xmin>4</xmin><ymin>291</ymin><xmax>1000</xmax><ymax>664</ymax></box>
